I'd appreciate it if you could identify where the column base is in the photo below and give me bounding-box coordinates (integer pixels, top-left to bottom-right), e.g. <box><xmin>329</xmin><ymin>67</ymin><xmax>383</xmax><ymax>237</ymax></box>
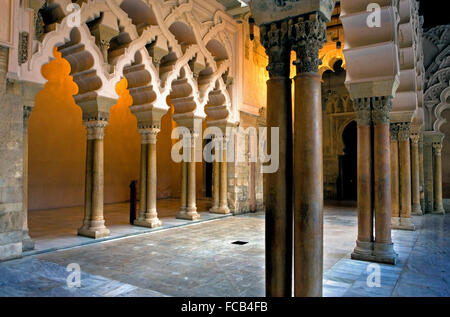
<box><xmin>177</xmin><ymin>207</ymin><xmax>200</xmax><ymax>221</ymax></box>
<box><xmin>392</xmin><ymin>217</ymin><xmax>415</xmax><ymax>231</ymax></box>
<box><xmin>210</xmin><ymin>206</ymin><xmax>230</xmax><ymax>215</ymax></box>
<box><xmin>373</xmin><ymin>242</ymin><xmax>398</xmax><ymax>265</ymax></box>
<box><xmin>22</xmin><ymin>230</ymin><xmax>35</xmax><ymax>251</ymax></box>
<box><xmin>391</xmin><ymin>217</ymin><xmax>401</xmax><ymax>227</ymax></box>
<box><xmin>209</xmin><ymin>206</ymin><xmax>219</xmax><ymax>213</ymax></box>
<box><xmin>78</xmin><ymin>222</ymin><xmax>110</xmax><ymax>239</ymax></box>
<box><xmin>351</xmin><ymin>241</ymin><xmax>373</xmax><ymax>261</ymax></box>
<box><xmin>134</xmin><ymin>217</ymin><xmax>162</xmax><ymax>229</ymax></box>
<box><xmin>433</xmin><ymin>205</ymin><xmax>446</xmax><ymax>215</ymax></box>
<box><xmin>412</xmin><ymin>204</ymin><xmax>423</xmax><ymax>216</ymax></box>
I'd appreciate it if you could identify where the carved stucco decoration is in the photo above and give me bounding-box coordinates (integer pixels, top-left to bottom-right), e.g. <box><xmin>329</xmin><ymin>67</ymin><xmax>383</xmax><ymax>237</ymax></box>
<box><xmin>16</xmin><ymin>0</ymin><xmax>238</xmax><ymax>124</ymax></box>
<box><xmin>423</xmin><ymin>25</ymin><xmax>450</xmax><ymax>133</ymax></box>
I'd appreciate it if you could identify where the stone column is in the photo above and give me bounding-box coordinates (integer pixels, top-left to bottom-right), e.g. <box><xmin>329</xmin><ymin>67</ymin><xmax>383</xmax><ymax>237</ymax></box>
<box><xmin>419</xmin><ymin>135</ymin><xmax>425</xmax><ymax>210</ymax></box>
<box><xmin>78</xmin><ymin>121</ymin><xmax>110</xmax><ymax>239</ymax></box>
<box><xmin>423</xmin><ymin>133</ymin><xmax>434</xmax><ymax>213</ymax></box>
<box><xmin>433</xmin><ymin>140</ymin><xmax>445</xmax><ymax>214</ymax></box>
<box><xmin>138</xmin><ymin>142</ymin><xmax>148</xmax><ymax>220</ymax></box>
<box><xmin>178</xmin><ymin>160</ymin><xmax>188</xmax><ymax>216</ymax></box>
<box><xmin>395</xmin><ymin>123</ymin><xmax>415</xmax><ymax>230</ymax></box>
<box><xmin>372</xmin><ymin>97</ymin><xmax>397</xmax><ymax>264</ymax></box>
<box><xmin>260</xmin><ymin>20</ymin><xmax>293</xmax><ymax>297</ymax></box>
<box><xmin>22</xmin><ymin>106</ymin><xmax>35</xmax><ymax>251</ymax></box>
<box><xmin>177</xmin><ymin>133</ymin><xmax>200</xmax><ymax>220</ymax></box>
<box><xmin>291</xmin><ymin>15</ymin><xmax>327</xmax><ymax>297</ymax></box>
<box><xmin>217</xmin><ymin>137</ymin><xmax>230</xmax><ymax>214</ymax></box>
<box><xmin>210</xmin><ymin>149</ymin><xmax>220</xmax><ymax>213</ymax></box>
<box><xmin>351</xmin><ymin>98</ymin><xmax>374</xmax><ymax>261</ymax></box>
<box><xmin>411</xmin><ymin>133</ymin><xmax>423</xmax><ymax>215</ymax></box>
<box><xmin>134</xmin><ymin>128</ymin><xmax>162</xmax><ymax>228</ymax></box>
<box><xmin>390</xmin><ymin>124</ymin><xmax>400</xmax><ymax>227</ymax></box>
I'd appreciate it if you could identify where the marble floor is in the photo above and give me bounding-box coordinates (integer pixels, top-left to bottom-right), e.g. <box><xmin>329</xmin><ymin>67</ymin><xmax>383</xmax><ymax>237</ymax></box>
<box><xmin>26</xmin><ymin>198</ymin><xmax>229</xmax><ymax>255</ymax></box>
<box><xmin>1</xmin><ymin>203</ymin><xmax>449</xmax><ymax>297</ymax></box>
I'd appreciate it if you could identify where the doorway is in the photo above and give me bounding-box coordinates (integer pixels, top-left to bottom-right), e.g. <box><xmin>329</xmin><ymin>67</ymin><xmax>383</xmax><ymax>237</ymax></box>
<box><xmin>337</xmin><ymin>121</ymin><xmax>357</xmax><ymax>201</ymax></box>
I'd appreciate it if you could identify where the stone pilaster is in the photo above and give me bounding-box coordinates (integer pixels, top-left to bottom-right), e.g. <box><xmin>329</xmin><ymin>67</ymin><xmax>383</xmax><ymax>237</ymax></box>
<box><xmin>78</xmin><ymin>120</ymin><xmax>110</xmax><ymax>239</ymax></box>
<box><xmin>260</xmin><ymin>19</ymin><xmax>293</xmax><ymax>297</ymax></box>
<box><xmin>134</xmin><ymin>128</ymin><xmax>162</xmax><ymax>228</ymax></box>
<box><xmin>290</xmin><ymin>13</ymin><xmax>327</xmax><ymax>297</ymax></box>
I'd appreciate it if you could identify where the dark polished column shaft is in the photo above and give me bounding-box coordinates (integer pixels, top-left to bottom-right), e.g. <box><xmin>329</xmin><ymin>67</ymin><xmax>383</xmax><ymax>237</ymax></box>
<box><xmin>260</xmin><ymin>21</ymin><xmax>293</xmax><ymax>297</ymax></box>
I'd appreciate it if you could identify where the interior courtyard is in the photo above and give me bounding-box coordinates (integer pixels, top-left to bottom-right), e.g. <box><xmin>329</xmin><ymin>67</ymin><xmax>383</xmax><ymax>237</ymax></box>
<box><xmin>0</xmin><ymin>0</ymin><xmax>449</xmax><ymax>298</ymax></box>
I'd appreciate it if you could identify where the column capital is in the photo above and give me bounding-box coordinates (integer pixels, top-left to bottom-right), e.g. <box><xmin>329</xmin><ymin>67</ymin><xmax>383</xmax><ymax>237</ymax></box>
<box><xmin>289</xmin><ymin>14</ymin><xmax>327</xmax><ymax>74</ymax></box>
<box><xmin>433</xmin><ymin>142</ymin><xmax>443</xmax><ymax>154</ymax></box>
<box><xmin>139</xmin><ymin>128</ymin><xmax>160</xmax><ymax>145</ymax></box>
<box><xmin>84</xmin><ymin>120</ymin><xmax>108</xmax><ymax>140</ymax></box>
<box><xmin>410</xmin><ymin>133</ymin><xmax>420</xmax><ymax>145</ymax></box>
<box><xmin>353</xmin><ymin>98</ymin><xmax>372</xmax><ymax>126</ymax></box>
<box><xmin>372</xmin><ymin>96</ymin><xmax>393</xmax><ymax>125</ymax></box>
<box><xmin>397</xmin><ymin>122</ymin><xmax>412</xmax><ymax>142</ymax></box>
<box><xmin>390</xmin><ymin>123</ymin><xmax>399</xmax><ymax>142</ymax></box>
<box><xmin>260</xmin><ymin>20</ymin><xmax>291</xmax><ymax>78</ymax></box>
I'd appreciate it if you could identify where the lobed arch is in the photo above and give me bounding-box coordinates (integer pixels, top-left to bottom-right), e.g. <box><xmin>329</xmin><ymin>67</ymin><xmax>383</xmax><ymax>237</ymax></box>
<box><xmin>434</xmin><ymin>86</ymin><xmax>450</xmax><ymax>133</ymax></box>
<box><xmin>19</xmin><ymin>0</ymin><xmax>237</xmax><ymax>123</ymax></box>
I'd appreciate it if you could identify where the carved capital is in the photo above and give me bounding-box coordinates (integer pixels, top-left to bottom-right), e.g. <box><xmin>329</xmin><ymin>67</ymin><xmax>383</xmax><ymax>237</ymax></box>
<box><xmin>289</xmin><ymin>14</ymin><xmax>327</xmax><ymax>74</ymax></box>
<box><xmin>433</xmin><ymin>142</ymin><xmax>443</xmax><ymax>155</ymax></box>
<box><xmin>84</xmin><ymin>121</ymin><xmax>108</xmax><ymax>140</ymax></box>
<box><xmin>353</xmin><ymin>98</ymin><xmax>371</xmax><ymax>126</ymax></box>
<box><xmin>398</xmin><ymin>122</ymin><xmax>412</xmax><ymax>142</ymax></box>
<box><xmin>390</xmin><ymin>123</ymin><xmax>399</xmax><ymax>142</ymax></box>
<box><xmin>139</xmin><ymin>128</ymin><xmax>160</xmax><ymax>145</ymax></box>
<box><xmin>410</xmin><ymin>133</ymin><xmax>420</xmax><ymax>145</ymax></box>
<box><xmin>260</xmin><ymin>20</ymin><xmax>291</xmax><ymax>78</ymax></box>
<box><xmin>19</xmin><ymin>32</ymin><xmax>30</xmax><ymax>65</ymax></box>
<box><xmin>372</xmin><ymin>96</ymin><xmax>392</xmax><ymax>125</ymax></box>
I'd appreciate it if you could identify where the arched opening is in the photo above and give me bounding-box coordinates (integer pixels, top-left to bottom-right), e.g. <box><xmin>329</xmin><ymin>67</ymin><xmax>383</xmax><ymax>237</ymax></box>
<box><xmin>337</xmin><ymin>121</ymin><xmax>357</xmax><ymax>201</ymax></box>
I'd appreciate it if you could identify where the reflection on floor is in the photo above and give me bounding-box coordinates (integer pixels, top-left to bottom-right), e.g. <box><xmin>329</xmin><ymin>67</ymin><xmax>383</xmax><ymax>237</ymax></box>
<box><xmin>1</xmin><ymin>203</ymin><xmax>449</xmax><ymax>297</ymax></box>
<box><xmin>27</xmin><ymin>198</ymin><xmax>229</xmax><ymax>255</ymax></box>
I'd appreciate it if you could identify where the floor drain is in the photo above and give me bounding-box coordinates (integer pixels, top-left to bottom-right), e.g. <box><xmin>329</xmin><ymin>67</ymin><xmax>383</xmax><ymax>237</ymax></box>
<box><xmin>232</xmin><ymin>241</ymin><xmax>248</xmax><ymax>245</ymax></box>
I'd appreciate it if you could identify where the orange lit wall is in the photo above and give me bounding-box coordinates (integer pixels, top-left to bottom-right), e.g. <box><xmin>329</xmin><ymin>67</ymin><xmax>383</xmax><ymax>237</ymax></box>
<box><xmin>28</xmin><ymin>49</ymin><xmax>204</xmax><ymax>211</ymax></box>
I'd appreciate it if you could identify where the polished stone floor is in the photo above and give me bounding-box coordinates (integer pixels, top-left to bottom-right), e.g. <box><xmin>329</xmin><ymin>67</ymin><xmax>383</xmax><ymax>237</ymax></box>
<box><xmin>1</xmin><ymin>203</ymin><xmax>449</xmax><ymax>297</ymax></box>
<box><xmin>26</xmin><ymin>199</ymin><xmax>228</xmax><ymax>255</ymax></box>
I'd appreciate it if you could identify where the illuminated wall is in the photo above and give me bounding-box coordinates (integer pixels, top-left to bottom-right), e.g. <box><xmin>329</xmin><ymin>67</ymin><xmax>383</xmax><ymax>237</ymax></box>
<box><xmin>28</xmin><ymin>49</ymin><xmax>204</xmax><ymax>210</ymax></box>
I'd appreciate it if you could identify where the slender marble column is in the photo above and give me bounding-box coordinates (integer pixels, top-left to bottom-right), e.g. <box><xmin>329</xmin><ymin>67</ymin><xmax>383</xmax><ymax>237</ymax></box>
<box><xmin>390</xmin><ymin>124</ymin><xmax>400</xmax><ymax>227</ymax></box>
<box><xmin>291</xmin><ymin>15</ymin><xmax>327</xmax><ymax>297</ymax></box>
<box><xmin>351</xmin><ymin>98</ymin><xmax>374</xmax><ymax>260</ymax></box>
<box><xmin>22</xmin><ymin>106</ymin><xmax>35</xmax><ymax>251</ymax></box>
<box><xmin>411</xmin><ymin>133</ymin><xmax>423</xmax><ymax>215</ymax></box>
<box><xmin>134</xmin><ymin>129</ymin><xmax>162</xmax><ymax>228</ymax></box>
<box><xmin>372</xmin><ymin>97</ymin><xmax>397</xmax><ymax>264</ymax></box>
<box><xmin>217</xmin><ymin>137</ymin><xmax>230</xmax><ymax>214</ymax></box>
<box><xmin>423</xmin><ymin>133</ymin><xmax>434</xmax><ymax>213</ymax></box>
<box><xmin>396</xmin><ymin>123</ymin><xmax>415</xmax><ymax>230</ymax></box>
<box><xmin>210</xmin><ymin>142</ymin><xmax>220</xmax><ymax>213</ymax></box>
<box><xmin>419</xmin><ymin>135</ymin><xmax>425</xmax><ymax>211</ymax></box>
<box><xmin>260</xmin><ymin>20</ymin><xmax>293</xmax><ymax>297</ymax></box>
<box><xmin>433</xmin><ymin>142</ymin><xmax>445</xmax><ymax>214</ymax></box>
<box><xmin>78</xmin><ymin>121</ymin><xmax>110</xmax><ymax>239</ymax></box>
<box><xmin>138</xmin><ymin>142</ymin><xmax>148</xmax><ymax>219</ymax></box>
<box><xmin>178</xmin><ymin>134</ymin><xmax>200</xmax><ymax>220</ymax></box>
